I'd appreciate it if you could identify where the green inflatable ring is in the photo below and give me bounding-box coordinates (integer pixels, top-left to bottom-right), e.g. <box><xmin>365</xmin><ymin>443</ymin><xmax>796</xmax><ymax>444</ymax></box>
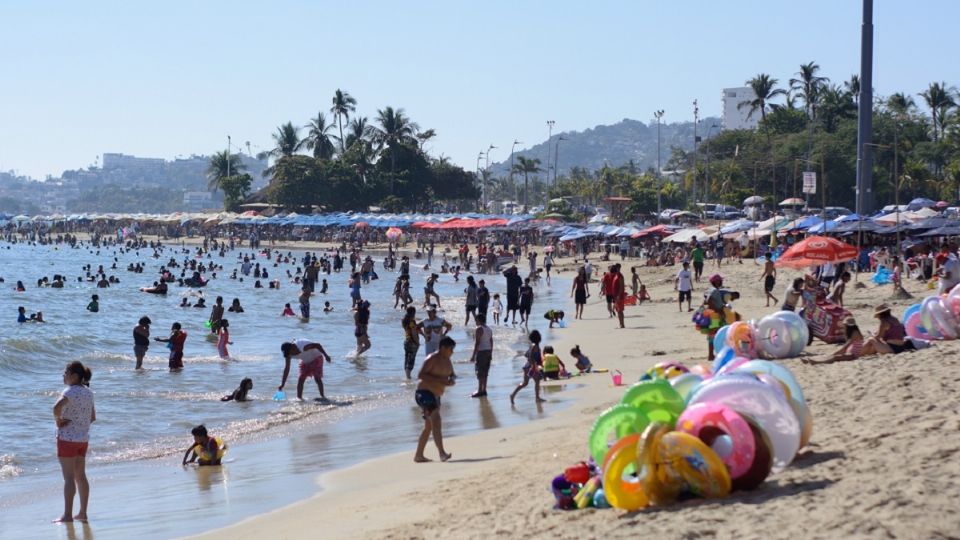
<box><xmin>588</xmin><ymin>402</ymin><xmax>683</xmax><ymax>465</ymax></box>
<box><xmin>620</xmin><ymin>379</ymin><xmax>685</xmax><ymax>417</ymax></box>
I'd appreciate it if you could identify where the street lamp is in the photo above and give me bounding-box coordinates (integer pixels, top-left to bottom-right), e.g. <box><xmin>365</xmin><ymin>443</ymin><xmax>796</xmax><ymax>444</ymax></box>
<box><xmin>704</xmin><ymin>123</ymin><xmax>718</xmax><ymax>204</ymax></box>
<box><xmin>692</xmin><ymin>100</ymin><xmax>699</xmax><ymax>205</ymax></box>
<box><xmin>864</xmin><ymin>136</ymin><xmax>905</xmax><ymax>296</ymax></box>
<box><xmin>545</xmin><ymin>120</ymin><xmax>556</xmax><ymax>185</ymax></box>
<box><xmin>483</xmin><ymin>144</ymin><xmax>496</xmax><ymax>211</ymax></box>
<box><xmin>476</xmin><ymin>151</ymin><xmax>485</xmax><ymax>209</ymax></box>
<box><xmin>553</xmin><ymin>136</ymin><xmax>566</xmax><ymax>184</ymax></box>
<box><xmin>510</xmin><ymin>140</ymin><xmax>522</xmax><ymax>204</ymax></box>
<box><xmin>654</xmin><ymin>110</ymin><xmax>664</xmax><ymax>214</ymax></box>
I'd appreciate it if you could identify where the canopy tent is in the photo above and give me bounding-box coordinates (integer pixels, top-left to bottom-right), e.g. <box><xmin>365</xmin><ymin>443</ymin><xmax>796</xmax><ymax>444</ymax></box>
<box><xmin>743</xmin><ymin>195</ymin><xmax>765</xmax><ymax>205</ymax></box>
<box><xmin>662</xmin><ymin>228</ymin><xmax>715</xmax><ymax>244</ymax></box>
<box><xmin>719</xmin><ymin>219</ymin><xmax>756</xmax><ymax>235</ymax></box>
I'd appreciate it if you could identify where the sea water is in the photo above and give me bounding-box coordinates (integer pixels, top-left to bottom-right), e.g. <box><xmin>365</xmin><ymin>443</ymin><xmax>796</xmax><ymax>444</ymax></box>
<box><xmin>0</xmin><ymin>241</ymin><xmax>574</xmax><ymax>539</ymax></box>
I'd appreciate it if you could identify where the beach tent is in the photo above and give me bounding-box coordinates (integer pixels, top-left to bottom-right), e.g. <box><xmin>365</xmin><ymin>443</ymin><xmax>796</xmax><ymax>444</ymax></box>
<box><xmin>906</xmin><ymin>197</ymin><xmax>936</xmax><ymax>211</ymax></box>
<box><xmin>662</xmin><ymin>228</ymin><xmax>713</xmax><ymax>243</ymax></box>
<box><xmin>720</xmin><ymin>219</ymin><xmax>756</xmax><ymax>235</ymax></box>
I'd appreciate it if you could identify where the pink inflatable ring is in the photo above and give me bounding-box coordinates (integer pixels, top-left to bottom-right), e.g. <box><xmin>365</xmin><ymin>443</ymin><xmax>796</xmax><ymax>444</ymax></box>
<box><xmin>677</xmin><ymin>402</ymin><xmax>756</xmax><ymax>480</ymax></box>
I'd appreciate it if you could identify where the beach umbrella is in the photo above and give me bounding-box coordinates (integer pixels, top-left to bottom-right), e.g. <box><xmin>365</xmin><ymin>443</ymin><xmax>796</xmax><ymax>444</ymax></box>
<box><xmin>775</xmin><ymin>236</ymin><xmax>859</xmax><ymax>269</ymax></box>
<box><xmin>385</xmin><ymin>227</ymin><xmax>402</xmax><ymax>240</ymax></box>
<box><xmin>935</xmin><ymin>200</ymin><xmax>950</xmax><ymax>209</ymax></box>
<box><xmin>743</xmin><ymin>195</ymin><xmax>765</xmax><ymax>205</ymax></box>
<box><xmin>543</xmin><ymin>245</ymin><xmax>555</xmax><ymax>253</ymax></box>
<box><xmin>906</xmin><ymin>197</ymin><xmax>936</xmax><ymax>211</ymax></box>
<box><xmin>354</xmin><ymin>221</ymin><xmax>369</xmax><ymax>229</ymax></box>
<box><xmin>778</xmin><ymin>198</ymin><xmax>805</xmax><ymax>207</ymax></box>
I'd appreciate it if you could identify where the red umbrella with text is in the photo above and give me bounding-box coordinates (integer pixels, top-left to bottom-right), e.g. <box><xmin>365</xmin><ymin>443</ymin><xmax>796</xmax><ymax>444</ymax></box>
<box><xmin>775</xmin><ymin>235</ymin><xmax>859</xmax><ymax>269</ymax></box>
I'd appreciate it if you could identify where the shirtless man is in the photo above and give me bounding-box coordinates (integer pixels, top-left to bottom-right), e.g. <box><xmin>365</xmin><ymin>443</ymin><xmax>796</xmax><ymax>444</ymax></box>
<box><xmin>414</xmin><ymin>336</ymin><xmax>456</xmax><ymax>463</ymax></box>
<box><xmin>209</xmin><ymin>296</ymin><xmax>225</xmax><ymax>334</ymax></box>
<box><xmin>760</xmin><ymin>253</ymin><xmax>779</xmax><ymax>307</ymax></box>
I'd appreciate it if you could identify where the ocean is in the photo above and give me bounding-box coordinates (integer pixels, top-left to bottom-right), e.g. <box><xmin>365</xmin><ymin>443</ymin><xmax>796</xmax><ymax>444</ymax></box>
<box><xmin>0</xmin><ymin>240</ymin><xmax>575</xmax><ymax>539</ymax></box>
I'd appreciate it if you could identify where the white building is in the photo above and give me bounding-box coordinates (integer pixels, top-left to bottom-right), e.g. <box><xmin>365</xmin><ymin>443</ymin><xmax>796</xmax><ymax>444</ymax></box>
<box><xmin>721</xmin><ymin>87</ymin><xmax>760</xmax><ymax>131</ymax></box>
<box><xmin>183</xmin><ymin>191</ymin><xmax>214</xmax><ymax>210</ymax></box>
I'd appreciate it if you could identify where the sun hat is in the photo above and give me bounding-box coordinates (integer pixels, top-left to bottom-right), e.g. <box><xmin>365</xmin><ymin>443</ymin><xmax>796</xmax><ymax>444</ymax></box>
<box><xmin>709</xmin><ymin>274</ymin><xmax>723</xmax><ymax>286</ymax></box>
<box><xmin>873</xmin><ymin>304</ymin><xmax>891</xmax><ymax>317</ymax></box>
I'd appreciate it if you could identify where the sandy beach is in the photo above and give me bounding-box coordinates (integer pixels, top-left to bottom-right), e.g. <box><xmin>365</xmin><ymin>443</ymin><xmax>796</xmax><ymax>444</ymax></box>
<box><xmin>191</xmin><ymin>255</ymin><xmax>960</xmax><ymax>540</ymax></box>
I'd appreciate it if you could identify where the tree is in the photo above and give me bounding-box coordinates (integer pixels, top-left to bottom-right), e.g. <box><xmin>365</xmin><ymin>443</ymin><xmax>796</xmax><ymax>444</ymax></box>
<box><xmin>740</xmin><ymin>74</ymin><xmax>788</xmax><ymax>126</ymax></box>
<box><xmin>330</xmin><ymin>89</ymin><xmax>357</xmax><ymax>154</ymax></box>
<box><xmin>919</xmin><ymin>82</ymin><xmax>957</xmax><ymax>141</ymax></box>
<box><xmin>887</xmin><ymin>92</ymin><xmax>916</xmax><ymax>117</ymax></box>
<box><xmin>370</xmin><ymin>106</ymin><xmax>419</xmax><ymax>175</ymax></box>
<box><xmin>817</xmin><ymin>85</ymin><xmax>857</xmax><ymax>132</ymax></box>
<box><xmin>268</xmin><ymin>155</ymin><xmax>323</xmax><ymax>209</ymax></box>
<box><xmin>415</xmin><ymin>128</ymin><xmax>437</xmax><ymax>150</ymax></box>
<box><xmin>512</xmin><ymin>156</ymin><xmax>542</xmax><ymax>211</ymax></box>
<box><xmin>845</xmin><ymin>75</ymin><xmax>861</xmax><ymax>105</ymax></box>
<box><xmin>218</xmin><ymin>174</ymin><xmax>252</xmax><ymax>212</ymax></box>
<box><xmin>270</xmin><ymin>122</ymin><xmax>304</xmax><ymax>158</ymax></box>
<box><xmin>304</xmin><ymin>112</ymin><xmax>337</xmax><ymax>160</ymax></box>
<box><xmin>789</xmin><ymin>62</ymin><xmax>829</xmax><ymax>120</ymax></box>
<box><xmin>206</xmin><ymin>151</ymin><xmax>246</xmax><ymax>190</ymax></box>
<box><xmin>345</xmin><ymin>117</ymin><xmax>371</xmax><ymax>150</ymax></box>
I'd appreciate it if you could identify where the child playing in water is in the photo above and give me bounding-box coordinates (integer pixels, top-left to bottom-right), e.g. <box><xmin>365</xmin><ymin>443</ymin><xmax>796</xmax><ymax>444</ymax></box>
<box><xmin>217</xmin><ymin>319</ymin><xmax>232</xmax><ymax>359</ymax></box>
<box><xmin>221</xmin><ymin>378</ymin><xmax>253</xmax><ymax>402</ymax></box>
<box><xmin>540</xmin><ymin>345</ymin><xmax>567</xmax><ymax>380</ymax></box>
<box><xmin>182</xmin><ymin>425</ymin><xmax>225</xmax><ymax>466</ymax></box>
<box><xmin>154</xmin><ymin>322</ymin><xmax>187</xmax><ymax>370</ymax></box>
<box><xmin>492</xmin><ymin>293</ymin><xmax>503</xmax><ymax>325</ymax></box>
<box><xmin>281</xmin><ymin>303</ymin><xmax>295</xmax><ymax>316</ymax></box>
<box><xmin>323</xmin><ymin>301</ymin><xmax>333</xmax><ymax>313</ymax></box>
<box><xmin>544</xmin><ymin>309</ymin><xmax>565</xmax><ymax>328</ymax></box>
<box><xmin>570</xmin><ymin>345</ymin><xmax>593</xmax><ymax>373</ymax></box>
<box><xmin>510</xmin><ymin>330</ymin><xmax>545</xmax><ymax>404</ymax></box>
<box><xmin>86</xmin><ymin>294</ymin><xmax>99</xmax><ymax>313</ymax></box>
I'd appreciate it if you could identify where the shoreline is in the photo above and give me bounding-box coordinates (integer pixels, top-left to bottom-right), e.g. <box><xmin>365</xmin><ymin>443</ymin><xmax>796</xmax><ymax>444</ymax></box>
<box><xmin>192</xmin><ymin>257</ymin><xmax>960</xmax><ymax>539</ymax></box>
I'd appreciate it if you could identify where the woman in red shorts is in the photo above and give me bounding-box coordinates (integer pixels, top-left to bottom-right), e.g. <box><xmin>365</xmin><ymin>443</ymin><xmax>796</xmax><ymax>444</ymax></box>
<box><xmin>53</xmin><ymin>361</ymin><xmax>95</xmax><ymax>523</ymax></box>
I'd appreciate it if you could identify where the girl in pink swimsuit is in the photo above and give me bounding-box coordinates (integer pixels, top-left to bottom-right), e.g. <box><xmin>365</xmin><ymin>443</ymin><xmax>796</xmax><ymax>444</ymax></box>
<box><xmin>217</xmin><ymin>319</ymin><xmax>231</xmax><ymax>359</ymax></box>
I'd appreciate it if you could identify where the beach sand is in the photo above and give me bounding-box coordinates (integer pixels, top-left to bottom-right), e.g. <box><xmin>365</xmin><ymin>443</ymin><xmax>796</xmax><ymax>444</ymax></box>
<box><xmin>193</xmin><ymin>255</ymin><xmax>960</xmax><ymax>540</ymax></box>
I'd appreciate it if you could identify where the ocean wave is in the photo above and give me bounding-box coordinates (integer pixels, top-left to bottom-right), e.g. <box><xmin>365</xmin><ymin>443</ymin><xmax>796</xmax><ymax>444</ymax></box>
<box><xmin>0</xmin><ymin>454</ymin><xmax>22</xmax><ymax>481</ymax></box>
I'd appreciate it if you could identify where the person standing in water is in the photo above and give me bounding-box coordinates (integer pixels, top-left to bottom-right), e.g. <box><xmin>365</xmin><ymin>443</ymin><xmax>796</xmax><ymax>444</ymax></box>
<box><xmin>401</xmin><ymin>306</ymin><xmax>422</xmax><ymax>379</ymax></box>
<box><xmin>217</xmin><ymin>319</ymin><xmax>231</xmax><ymax>359</ymax></box>
<box><xmin>418</xmin><ymin>305</ymin><xmax>452</xmax><ymax>359</ymax></box>
<box><xmin>53</xmin><ymin>361</ymin><xmax>95</xmax><ymax>523</ymax></box>
<box><xmin>279</xmin><ymin>339</ymin><xmax>333</xmax><ymax>400</ymax></box>
<box><xmin>86</xmin><ymin>294</ymin><xmax>99</xmax><ymax>313</ymax></box>
<box><xmin>469</xmin><ymin>314</ymin><xmax>493</xmax><ymax>398</ymax></box>
<box><xmin>133</xmin><ymin>317</ymin><xmax>151</xmax><ymax>370</ymax></box>
<box><xmin>510</xmin><ymin>330</ymin><xmax>544</xmax><ymax>404</ymax></box>
<box><xmin>414</xmin><ymin>336</ymin><xmax>456</xmax><ymax>463</ymax></box>
<box><xmin>208</xmin><ymin>297</ymin><xmax>224</xmax><ymax>334</ymax></box>
<box><xmin>154</xmin><ymin>322</ymin><xmax>187</xmax><ymax>370</ymax></box>
<box><xmin>354</xmin><ymin>300</ymin><xmax>371</xmax><ymax>355</ymax></box>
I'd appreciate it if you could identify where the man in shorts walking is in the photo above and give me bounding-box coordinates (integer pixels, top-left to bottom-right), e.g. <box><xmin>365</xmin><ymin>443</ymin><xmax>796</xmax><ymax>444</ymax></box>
<box><xmin>760</xmin><ymin>252</ymin><xmax>779</xmax><ymax>307</ymax></box>
<box><xmin>414</xmin><ymin>336</ymin><xmax>456</xmax><ymax>463</ymax></box>
<box><xmin>470</xmin><ymin>315</ymin><xmax>493</xmax><ymax>398</ymax></box>
<box><xmin>279</xmin><ymin>339</ymin><xmax>332</xmax><ymax>400</ymax></box>
<box><xmin>675</xmin><ymin>261</ymin><xmax>694</xmax><ymax>312</ymax></box>
<box><xmin>690</xmin><ymin>242</ymin><xmax>705</xmax><ymax>282</ymax></box>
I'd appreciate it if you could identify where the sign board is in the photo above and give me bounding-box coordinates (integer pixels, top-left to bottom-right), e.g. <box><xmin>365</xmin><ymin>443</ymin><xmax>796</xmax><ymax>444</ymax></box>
<box><xmin>802</xmin><ymin>171</ymin><xmax>817</xmax><ymax>194</ymax></box>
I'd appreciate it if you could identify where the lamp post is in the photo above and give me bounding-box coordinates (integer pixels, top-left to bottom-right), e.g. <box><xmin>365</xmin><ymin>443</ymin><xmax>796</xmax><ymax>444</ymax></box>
<box><xmin>553</xmin><ymin>136</ymin><xmax>566</xmax><ymax>184</ymax></box>
<box><xmin>545</xmin><ymin>120</ymin><xmax>555</xmax><ymax>185</ymax></box>
<box><xmin>692</xmin><ymin>100</ymin><xmax>699</xmax><ymax>205</ymax></box>
<box><xmin>654</xmin><ymin>110</ymin><xmax>664</xmax><ymax>214</ymax></box>
<box><xmin>704</xmin><ymin>123</ymin><xmax>718</xmax><ymax>204</ymax></box>
<box><xmin>483</xmin><ymin>144</ymin><xmax>496</xmax><ymax>211</ymax></box>
<box><xmin>476</xmin><ymin>151</ymin><xmax>485</xmax><ymax>210</ymax></box>
<box><xmin>226</xmin><ymin>135</ymin><xmax>232</xmax><ymax>177</ymax></box>
<box><xmin>864</xmin><ymin>137</ymin><xmax>905</xmax><ymax>295</ymax></box>
<box><xmin>510</xmin><ymin>140</ymin><xmax>522</xmax><ymax>206</ymax></box>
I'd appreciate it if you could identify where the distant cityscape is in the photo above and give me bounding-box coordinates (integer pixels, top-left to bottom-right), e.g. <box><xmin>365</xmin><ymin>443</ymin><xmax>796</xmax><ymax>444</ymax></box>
<box><xmin>0</xmin><ymin>152</ymin><xmax>267</xmax><ymax>214</ymax></box>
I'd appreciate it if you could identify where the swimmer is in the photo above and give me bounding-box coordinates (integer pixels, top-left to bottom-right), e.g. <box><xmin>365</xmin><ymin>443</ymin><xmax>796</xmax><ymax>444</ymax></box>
<box><xmin>323</xmin><ymin>301</ymin><xmax>333</xmax><ymax>313</ymax></box>
<box><xmin>228</xmin><ymin>298</ymin><xmax>244</xmax><ymax>313</ymax></box>
<box><xmin>281</xmin><ymin>303</ymin><xmax>295</xmax><ymax>317</ymax></box>
<box><xmin>180</xmin><ymin>298</ymin><xmax>191</xmax><ymax>308</ymax></box>
<box><xmin>221</xmin><ymin>378</ymin><xmax>253</xmax><ymax>402</ymax></box>
<box><xmin>86</xmin><ymin>295</ymin><xmax>99</xmax><ymax>313</ymax></box>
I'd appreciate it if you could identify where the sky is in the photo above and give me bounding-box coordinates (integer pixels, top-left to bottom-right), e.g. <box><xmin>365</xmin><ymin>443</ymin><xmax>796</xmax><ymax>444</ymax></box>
<box><xmin>0</xmin><ymin>0</ymin><xmax>956</xmax><ymax>180</ymax></box>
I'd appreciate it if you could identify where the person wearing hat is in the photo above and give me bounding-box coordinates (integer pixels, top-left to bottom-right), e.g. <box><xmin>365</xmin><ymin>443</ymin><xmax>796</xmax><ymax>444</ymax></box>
<box><xmin>859</xmin><ymin>304</ymin><xmax>916</xmax><ymax>355</ymax></box>
<box><xmin>132</xmin><ymin>316</ymin><xmax>151</xmax><ymax>370</ymax></box>
<box><xmin>804</xmin><ymin>317</ymin><xmax>864</xmax><ymax>364</ymax></box>
<box><xmin>702</xmin><ymin>274</ymin><xmax>727</xmax><ymax>361</ymax></box>
<box><xmin>418</xmin><ymin>305</ymin><xmax>452</xmax><ymax>358</ymax></box>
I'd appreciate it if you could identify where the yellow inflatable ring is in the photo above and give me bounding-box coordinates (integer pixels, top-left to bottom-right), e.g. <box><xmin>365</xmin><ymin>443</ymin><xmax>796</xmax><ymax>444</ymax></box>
<box><xmin>636</xmin><ymin>422</ymin><xmax>676</xmax><ymax>506</ymax></box>
<box><xmin>656</xmin><ymin>432</ymin><xmax>731</xmax><ymax>498</ymax></box>
<box><xmin>602</xmin><ymin>436</ymin><xmax>649</xmax><ymax>511</ymax></box>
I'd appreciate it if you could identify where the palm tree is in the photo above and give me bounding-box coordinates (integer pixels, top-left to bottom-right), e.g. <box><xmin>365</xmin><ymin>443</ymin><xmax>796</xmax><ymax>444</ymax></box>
<box><xmin>415</xmin><ymin>128</ymin><xmax>437</xmax><ymax>150</ymax></box>
<box><xmin>206</xmin><ymin>150</ymin><xmax>245</xmax><ymax>191</ymax></box>
<box><xmin>887</xmin><ymin>92</ymin><xmax>916</xmax><ymax>117</ymax></box>
<box><xmin>739</xmin><ymin>74</ymin><xmax>788</xmax><ymax>126</ymax></box>
<box><xmin>370</xmin><ymin>106</ymin><xmax>419</xmax><ymax>173</ymax></box>
<box><xmin>303</xmin><ymin>112</ymin><xmax>337</xmax><ymax>160</ymax></box>
<box><xmin>270</xmin><ymin>122</ymin><xmax>303</xmax><ymax>158</ymax></box>
<box><xmin>919</xmin><ymin>82</ymin><xmax>957</xmax><ymax>141</ymax></box>
<box><xmin>789</xmin><ymin>62</ymin><xmax>829</xmax><ymax>120</ymax></box>
<box><xmin>845</xmin><ymin>75</ymin><xmax>861</xmax><ymax>105</ymax></box>
<box><xmin>330</xmin><ymin>89</ymin><xmax>357</xmax><ymax>154</ymax></box>
<box><xmin>512</xmin><ymin>156</ymin><xmax>542</xmax><ymax>212</ymax></box>
<box><xmin>345</xmin><ymin>117</ymin><xmax>371</xmax><ymax>150</ymax></box>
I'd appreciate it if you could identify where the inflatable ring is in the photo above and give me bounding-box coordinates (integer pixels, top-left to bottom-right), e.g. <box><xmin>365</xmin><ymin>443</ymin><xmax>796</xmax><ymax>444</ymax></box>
<box><xmin>712</xmin><ymin>325</ymin><xmax>731</xmax><ymax>353</ymax></box>
<box><xmin>726</xmin><ymin>321</ymin><xmax>756</xmax><ymax>357</ymax></box>
<box><xmin>602</xmin><ymin>435</ymin><xmax>649</xmax><ymax>510</ymax></box>
<box><xmin>712</xmin><ymin>345</ymin><xmax>736</xmax><ymax>373</ymax></box>
<box><xmin>635</xmin><ymin>422</ymin><xmax>675</xmax><ymax>506</ymax></box>
<box><xmin>905</xmin><ymin>312</ymin><xmax>934</xmax><ymax>340</ymax></box>
<box><xmin>755</xmin><ymin>314</ymin><xmax>792</xmax><ymax>358</ymax></box>
<box><xmin>677</xmin><ymin>403</ymin><xmax>756</xmax><ymax>480</ymax></box>
<box><xmin>620</xmin><ymin>379</ymin><xmax>685</xmax><ymax>420</ymax></box>
<box><xmin>588</xmin><ymin>405</ymin><xmax>644</xmax><ymax>465</ymax></box>
<box><xmin>732</xmin><ymin>360</ymin><xmax>806</xmax><ymax>405</ymax></box>
<box><xmin>773</xmin><ymin>311</ymin><xmax>810</xmax><ymax>357</ymax></box>
<box><xmin>669</xmin><ymin>373</ymin><xmax>703</xmax><ymax>402</ymax></box>
<box><xmin>928</xmin><ymin>297</ymin><xmax>959</xmax><ymax>339</ymax></box>
<box><xmin>920</xmin><ymin>297</ymin><xmax>947</xmax><ymax>340</ymax></box>
<box><xmin>730</xmin><ymin>417</ymin><xmax>774</xmax><ymax>491</ymax></box>
<box><xmin>687</xmin><ymin>376</ymin><xmax>800</xmax><ymax>473</ymax></box>
<box><xmin>715</xmin><ymin>356</ymin><xmax>751</xmax><ymax>376</ymax></box>
<box><xmin>641</xmin><ymin>362</ymin><xmax>689</xmax><ymax>381</ymax></box>
<box><xmin>602</xmin><ymin>433</ymin><xmax>639</xmax><ymax>472</ymax></box>
<box><xmin>655</xmin><ymin>432</ymin><xmax>731</xmax><ymax>498</ymax></box>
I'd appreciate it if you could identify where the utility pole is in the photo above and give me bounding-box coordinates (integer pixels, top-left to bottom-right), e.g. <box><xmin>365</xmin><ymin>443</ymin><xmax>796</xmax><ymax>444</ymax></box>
<box><xmin>655</xmin><ymin>110</ymin><xmax>664</xmax><ymax>214</ymax></box>
<box><xmin>692</xmin><ymin>100</ymin><xmax>699</xmax><ymax>206</ymax></box>
<box><xmin>476</xmin><ymin>151</ymin><xmax>484</xmax><ymax>210</ymax></box>
<box><xmin>483</xmin><ymin>144</ymin><xmax>496</xmax><ymax>211</ymax></box>
<box><xmin>226</xmin><ymin>135</ymin><xmax>231</xmax><ymax>178</ymax></box>
<box><xmin>855</xmin><ymin>0</ymin><xmax>875</xmax><ymax>214</ymax></box>
<box><xmin>545</xmin><ymin>121</ymin><xmax>555</xmax><ymax>185</ymax></box>
<box><xmin>510</xmin><ymin>140</ymin><xmax>522</xmax><ymax>206</ymax></box>
<box><xmin>553</xmin><ymin>136</ymin><xmax>566</xmax><ymax>184</ymax></box>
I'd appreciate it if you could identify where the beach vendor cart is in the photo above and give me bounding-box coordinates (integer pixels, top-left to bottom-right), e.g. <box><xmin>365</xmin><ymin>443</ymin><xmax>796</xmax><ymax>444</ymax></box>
<box><xmin>776</xmin><ymin>236</ymin><xmax>859</xmax><ymax>344</ymax></box>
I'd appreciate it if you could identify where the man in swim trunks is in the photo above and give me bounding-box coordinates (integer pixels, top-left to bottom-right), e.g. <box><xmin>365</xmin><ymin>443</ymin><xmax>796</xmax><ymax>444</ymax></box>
<box><xmin>760</xmin><ymin>253</ymin><xmax>779</xmax><ymax>307</ymax></box>
<box><xmin>414</xmin><ymin>336</ymin><xmax>456</xmax><ymax>463</ymax></box>
<box><xmin>279</xmin><ymin>339</ymin><xmax>332</xmax><ymax>400</ymax></box>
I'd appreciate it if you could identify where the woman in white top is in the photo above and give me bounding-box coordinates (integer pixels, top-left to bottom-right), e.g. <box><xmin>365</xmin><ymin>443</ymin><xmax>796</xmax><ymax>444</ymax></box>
<box><xmin>53</xmin><ymin>361</ymin><xmax>95</xmax><ymax>523</ymax></box>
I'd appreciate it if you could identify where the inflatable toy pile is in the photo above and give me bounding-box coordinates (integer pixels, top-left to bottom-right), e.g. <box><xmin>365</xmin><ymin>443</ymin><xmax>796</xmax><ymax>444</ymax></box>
<box><xmin>711</xmin><ymin>311</ymin><xmax>810</xmax><ymax>370</ymax></box>
<box><xmin>551</xmin><ymin>359</ymin><xmax>812</xmax><ymax>511</ymax></box>
<box><xmin>903</xmin><ymin>284</ymin><xmax>960</xmax><ymax>340</ymax></box>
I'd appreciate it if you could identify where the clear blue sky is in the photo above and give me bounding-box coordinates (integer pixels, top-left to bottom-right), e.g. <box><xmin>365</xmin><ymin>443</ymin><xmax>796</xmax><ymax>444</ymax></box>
<box><xmin>0</xmin><ymin>0</ymin><xmax>954</xmax><ymax>180</ymax></box>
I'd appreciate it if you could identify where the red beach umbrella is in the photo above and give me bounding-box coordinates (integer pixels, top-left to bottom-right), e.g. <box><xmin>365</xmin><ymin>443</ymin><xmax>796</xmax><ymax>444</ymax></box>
<box><xmin>775</xmin><ymin>235</ymin><xmax>859</xmax><ymax>269</ymax></box>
